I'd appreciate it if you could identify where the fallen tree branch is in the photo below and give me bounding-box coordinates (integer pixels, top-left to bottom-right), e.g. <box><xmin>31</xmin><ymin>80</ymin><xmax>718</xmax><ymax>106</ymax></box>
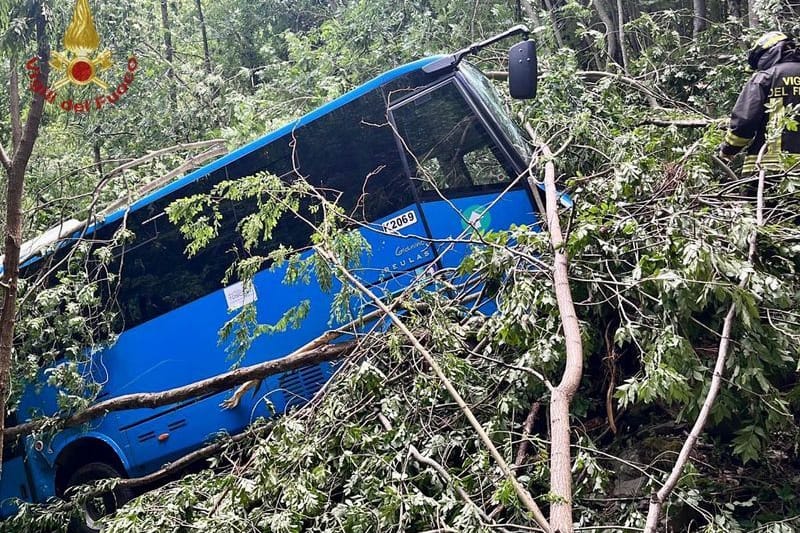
<box><xmin>55</xmin><ymin>420</ymin><xmax>261</xmax><ymax>516</ymax></box>
<box><xmin>316</xmin><ymin>246</ymin><xmax>552</xmax><ymax>533</ymax></box>
<box><xmin>711</xmin><ymin>154</ymin><xmax>740</xmax><ymax>182</ymax></box>
<box><xmin>4</xmin><ymin>338</ymin><xmax>354</xmax><ymax>440</ymax></box>
<box><xmin>104</xmin><ymin>139</ymin><xmax>225</xmax><ymax>183</ymax></box>
<box><xmin>639</xmin><ymin>117</ymin><xmax>719</xmax><ymax>128</ymax></box>
<box><xmin>524</xmin><ymin>124</ymin><xmax>584</xmax><ymax>533</ymax></box>
<box><xmin>85</xmin><ymin>139</ymin><xmax>226</xmax><ymax>221</ymax></box>
<box><xmin>116</xmin><ymin>427</ymin><xmax>253</xmax><ymax>490</ymax></box>
<box><xmin>6</xmin><ymin>281</ymin><xmax>463</xmax><ymax>440</ymax></box>
<box><xmin>578</xmin><ymin>70</ymin><xmax>659</xmax><ymax>107</ymax></box>
<box><xmin>487</xmin><ymin>69</ymin><xmax>662</xmax><ymax>107</ymax></box>
<box><xmin>516</xmin><ymin>403</ymin><xmax>541</xmax><ymax>469</ymax></box>
<box><xmin>642</xmin><ymin>150</ymin><xmax>766</xmax><ymax>532</ymax></box>
<box><xmin>489</xmin><ymin>401</ymin><xmax>542</xmax><ymax>520</ymax></box>
<box><xmin>604</xmin><ymin>323</ymin><xmax>619</xmax><ymax>436</ymax></box>
<box><xmin>220</xmin><ymin>295</ymin><xmax>436</xmax><ymax>409</ymax></box>
<box><xmin>221</xmin><ymin>330</ymin><xmax>340</xmax><ymax>409</ymax></box>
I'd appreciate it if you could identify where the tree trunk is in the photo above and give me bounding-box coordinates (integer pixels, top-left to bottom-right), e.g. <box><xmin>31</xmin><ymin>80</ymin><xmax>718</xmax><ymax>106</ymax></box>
<box><xmin>615</xmin><ymin>0</ymin><xmax>629</xmax><ymax>73</ymax></box>
<box><xmin>0</xmin><ymin>166</ymin><xmax>24</xmax><ymax>477</ymax></box>
<box><xmin>0</xmin><ymin>2</ymin><xmax>49</xmax><ymax>475</ymax></box>
<box><xmin>550</xmin><ymin>390</ymin><xmax>574</xmax><ymax>531</ymax></box>
<box><xmin>160</xmin><ymin>0</ymin><xmax>177</xmax><ymax>103</ymax></box>
<box><xmin>594</xmin><ymin>0</ymin><xmax>622</xmax><ymax>68</ymax></box>
<box><xmin>9</xmin><ymin>59</ymin><xmax>21</xmax><ymax>153</ymax></box>
<box><xmin>728</xmin><ymin>0</ymin><xmax>742</xmax><ymax>19</ymax></box>
<box><xmin>194</xmin><ymin>0</ymin><xmax>212</xmax><ymax>74</ymax></box>
<box><xmin>93</xmin><ymin>143</ymin><xmax>104</xmax><ymax>179</ymax></box>
<box><xmin>542</xmin><ymin>0</ymin><xmax>566</xmax><ymax>48</ymax></box>
<box><xmin>519</xmin><ymin>0</ymin><xmax>542</xmax><ymax>29</ymax></box>
<box><xmin>748</xmin><ymin>0</ymin><xmax>760</xmax><ymax>28</ymax></box>
<box><xmin>522</xmin><ymin>127</ymin><xmax>584</xmax><ymax>533</ymax></box>
<box><xmin>543</xmin><ymin>150</ymin><xmax>583</xmax><ymax>533</ymax></box>
<box><xmin>625</xmin><ymin>0</ymin><xmax>643</xmax><ymax>55</ymax></box>
<box><xmin>693</xmin><ymin>0</ymin><xmax>707</xmax><ymax>38</ymax></box>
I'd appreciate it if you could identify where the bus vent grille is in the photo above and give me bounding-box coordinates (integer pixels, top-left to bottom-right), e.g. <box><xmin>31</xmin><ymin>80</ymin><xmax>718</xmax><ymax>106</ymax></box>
<box><xmin>279</xmin><ymin>364</ymin><xmax>327</xmax><ymax>412</ymax></box>
<box><xmin>168</xmin><ymin>419</ymin><xmax>187</xmax><ymax>431</ymax></box>
<box><xmin>137</xmin><ymin>431</ymin><xmax>155</xmax><ymax>443</ymax></box>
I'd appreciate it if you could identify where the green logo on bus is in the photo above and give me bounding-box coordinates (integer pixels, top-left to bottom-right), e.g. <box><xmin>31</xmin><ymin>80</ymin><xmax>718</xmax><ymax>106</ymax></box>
<box><xmin>462</xmin><ymin>205</ymin><xmax>492</xmax><ymax>234</ymax></box>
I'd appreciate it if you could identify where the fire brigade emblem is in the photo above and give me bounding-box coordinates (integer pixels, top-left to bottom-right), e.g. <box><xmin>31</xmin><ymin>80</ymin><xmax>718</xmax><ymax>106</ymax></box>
<box><xmin>49</xmin><ymin>0</ymin><xmax>112</xmax><ymax>90</ymax></box>
<box><xmin>24</xmin><ymin>0</ymin><xmax>138</xmax><ymax>113</ymax></box>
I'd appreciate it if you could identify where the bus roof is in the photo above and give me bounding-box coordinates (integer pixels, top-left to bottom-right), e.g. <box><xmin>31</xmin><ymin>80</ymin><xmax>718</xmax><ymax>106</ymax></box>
<box><xmin>5</xmin><ymin>55</ymin><xmax>443</xmax><ymax>274</ymax></box>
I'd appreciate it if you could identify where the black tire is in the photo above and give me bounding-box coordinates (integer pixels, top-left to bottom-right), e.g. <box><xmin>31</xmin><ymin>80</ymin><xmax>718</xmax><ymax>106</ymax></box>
<box><xmin>65</xmin><ymin>462</ymin><xmax>133</xmax><ymax>533</ymax></box>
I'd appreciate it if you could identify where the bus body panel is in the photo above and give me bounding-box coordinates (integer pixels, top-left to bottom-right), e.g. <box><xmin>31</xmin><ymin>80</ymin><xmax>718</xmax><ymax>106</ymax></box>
<box><xmin>419</xmin><ymin>189</ymin><xmax>538</xmax><ymax>270</ymax></box>
<box><xmin>121</xmin><ymin>389</ymin><xmax>266</xmax><ymax>476</ymax></box>
<box><xmin>64</xmin><ymin>201</ymin><xmax>428</xmax><ymax>479</ymax></box>
<box><xmin>18</xmin><ymin>428</ymin><xmax>134</xmax><ymax>504</ymax></box>
<box><xmin>0</xmin><ymin>457</ymin><xmax>32</xmax><ymax>516</ymax></box>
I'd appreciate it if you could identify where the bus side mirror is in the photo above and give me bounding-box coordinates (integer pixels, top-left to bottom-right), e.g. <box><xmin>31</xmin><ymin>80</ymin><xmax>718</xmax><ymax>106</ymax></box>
<box><xmin>508</xmin><ymin>40</ymin><xmax>537</xmax><ymax>99</ymax></box>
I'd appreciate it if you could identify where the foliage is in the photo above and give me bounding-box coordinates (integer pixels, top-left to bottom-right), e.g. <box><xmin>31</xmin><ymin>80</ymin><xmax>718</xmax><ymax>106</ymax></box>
<box><xmin>11</xmin><ymin>226</ymin><xmax>129</xmax><ymax>418</ymax></box>
<box><xmin>166</xmin><ymin>171</ymin><xmax>366</xmax><ymax>363</ymax></box>
<box><xmin>3</xmin><ymin>0</ymin><xmax>800</xmax><ymax>531</ymax></box>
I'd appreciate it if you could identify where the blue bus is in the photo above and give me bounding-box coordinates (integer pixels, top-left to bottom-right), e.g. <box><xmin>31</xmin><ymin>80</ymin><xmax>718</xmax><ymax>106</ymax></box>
<box><xmin>1</xmin><ymin>27</ymin><xmax>545</xmax><ymax>531</ymax></box>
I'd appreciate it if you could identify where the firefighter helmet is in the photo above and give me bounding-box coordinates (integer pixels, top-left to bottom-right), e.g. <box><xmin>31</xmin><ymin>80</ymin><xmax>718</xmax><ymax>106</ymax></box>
<box><xmin>747</xmin><ymin>31</ymin><xmax>792</xmax><ymax>70</ymax></box>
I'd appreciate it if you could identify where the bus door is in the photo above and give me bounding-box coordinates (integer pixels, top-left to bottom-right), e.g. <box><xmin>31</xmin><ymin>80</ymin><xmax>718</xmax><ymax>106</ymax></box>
<box><xmin>390</xmin><ymin>80</ymin><xmax>538</xmax><ymax>277</ymax></box>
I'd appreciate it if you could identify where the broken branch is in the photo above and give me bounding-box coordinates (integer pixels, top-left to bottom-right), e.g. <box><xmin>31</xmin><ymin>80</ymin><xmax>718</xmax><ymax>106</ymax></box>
<box><xmin>4</xmin><ymin>338</ymin><xmax>354</xmax><ymax>440</ymax></box>
<box><xmin>639</xmin><ymin>117</ymin><xmax>718</xmax><ymax>128</ymax></box>
<box><xmin>642</xmin><ymin>149</ymin><xmax>767</xmax><ymax>532</ymax></box>
<box><xmin>99</xmin><ymin>139</ymin><xmax>225</xmax><ymax>189</ymax></box>
<box><xmin>377</xmin><ymin>412</ymin><xmax>493</xmax><ymax>524</ymax></box>
<box><xmin>98</xmin><ymin>142</ymin><xmax>228</xmax><ymax>216</ymax></box>
<box><xmin>524</xmin><ymin>124</ymin><xmax>584</xmax><ymax>533</ymax></box>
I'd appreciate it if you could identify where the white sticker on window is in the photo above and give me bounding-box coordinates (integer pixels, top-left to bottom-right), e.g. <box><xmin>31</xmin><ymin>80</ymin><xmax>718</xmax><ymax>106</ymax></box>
<box><xmin>382</xmin><ymin>210</ymin><xmax>418</xmax><ymax>233</ymax></box>
<box><xmin>224</xmin><ymin>281</ymin><xmax>257</xmax><ymax>310</ymax></box>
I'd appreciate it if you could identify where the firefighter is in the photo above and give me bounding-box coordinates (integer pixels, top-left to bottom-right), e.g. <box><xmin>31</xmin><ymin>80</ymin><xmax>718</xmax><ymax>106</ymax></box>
<box><xmin>718</xmin><ymin>32</ymin><xmax>800</xmax><ymax>174</ymax></box>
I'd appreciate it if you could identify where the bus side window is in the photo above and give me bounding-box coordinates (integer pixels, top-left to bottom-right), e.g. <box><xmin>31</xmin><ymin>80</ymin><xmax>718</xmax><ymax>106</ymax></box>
<box><xmin>392</xmin><ymin>82</ymin><xmax>514</xmax><ymax>195</ymax></box>
<box><xmin>100</xmin><ymin>85</ymin><xmax>416</xmax><ymax>330</ymax></box>
<box><xmin>290</xmin><ymin>88</ymin><xmax>413</xmax><ymax>224</ymax></box>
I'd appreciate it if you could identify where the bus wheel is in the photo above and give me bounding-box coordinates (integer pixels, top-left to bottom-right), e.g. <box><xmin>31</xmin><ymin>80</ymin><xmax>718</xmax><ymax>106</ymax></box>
<box><xmin>66</xmin><ymin>462</ymin><xmax>133</xmax><ymax>533</ymax></box>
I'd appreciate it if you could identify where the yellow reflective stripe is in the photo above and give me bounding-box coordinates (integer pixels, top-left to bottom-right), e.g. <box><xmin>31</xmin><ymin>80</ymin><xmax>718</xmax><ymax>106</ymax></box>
<box><xmin>742</xmin><ymin>153</ymin><xmax>799</xmax><ymax>174</ymax></box>
<box><xmin>725</xmin><ymin>130</ymin><xmax>752</xmax><ymax>147</ymax></box>
<box><xmin>759</xmin><ymin>33</ymin><xmax>787</xmax><ymax>50</ymax></box>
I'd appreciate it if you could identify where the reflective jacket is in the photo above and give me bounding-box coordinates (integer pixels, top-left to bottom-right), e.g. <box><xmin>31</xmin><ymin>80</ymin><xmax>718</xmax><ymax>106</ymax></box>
<box><xmin>720</xmin><ymin>43</ymin><xmax>800</xmax><ymax>174</ymax></box>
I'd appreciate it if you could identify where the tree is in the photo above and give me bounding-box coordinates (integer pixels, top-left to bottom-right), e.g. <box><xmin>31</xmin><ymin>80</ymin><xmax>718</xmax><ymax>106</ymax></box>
<box><xmin>159</xmin><ymin>0</ymin><xmax>176</xmax><ymax>104</ymax></box>
<box><xmin>593</xmin><ymin>0</ymin><xmax>624</xmax><ymax>68</ymax></box>
<box><xmin>194</xmin><ymin>0</ymin><xmax>211</xmax><ymax>73</ymax></box>
<box><xmin>693</xmin><ymin>0</ymin><xmax>707</xmax><ymax>38</ymax></box>
<box><xmin>0</xmin><ymin>0</ymin><xmax>49</xmax><ymax>473</ymax></box>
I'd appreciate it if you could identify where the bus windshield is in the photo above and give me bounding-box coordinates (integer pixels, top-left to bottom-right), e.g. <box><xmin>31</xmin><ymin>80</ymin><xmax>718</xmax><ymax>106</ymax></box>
<box><xmin>392</xmin><ymin>81</ymin><xmax>516</xmax><ymax>194</ymax></box>
<box><xmin>459</xmin><ymin>62</ymin><xmax>532</xmax><ymax>162</ymax></box>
